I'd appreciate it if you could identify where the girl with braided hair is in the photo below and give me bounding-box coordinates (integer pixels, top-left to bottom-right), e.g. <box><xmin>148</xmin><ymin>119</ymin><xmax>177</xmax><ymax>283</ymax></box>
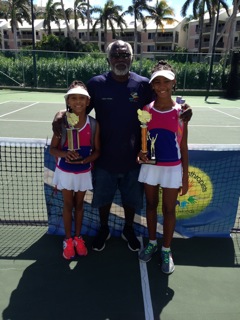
<box><xmin>138</xmin><ymin>61</ymin><xmax>189</xmax><ymax>274</ymax></box>
<box><xmin>50</xmin><ymin>80</ymin><xmax>100</xmax><ymax>260</ymax></box>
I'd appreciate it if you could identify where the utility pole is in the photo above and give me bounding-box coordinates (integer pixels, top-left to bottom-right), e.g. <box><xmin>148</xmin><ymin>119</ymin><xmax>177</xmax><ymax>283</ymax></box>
<box><xmin>87</xmin><ymin>0</ymin><xmax>90</xmax><ymax>43</ymax></box>
<box><xmin>31</xmin><ymin>0</ymin><xmax>37</xmax><ymax>88</ymax></box>
<box><xmin>205</xmin><ymin>0</ymin><xmax>220</xmax><ymax>101</ymax></box>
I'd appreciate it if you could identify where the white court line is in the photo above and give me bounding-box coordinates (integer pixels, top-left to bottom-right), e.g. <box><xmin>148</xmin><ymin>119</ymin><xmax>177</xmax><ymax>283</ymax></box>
<box><xmin>208</xmin><ymin>106</ymin><xmax>240</xmax><ymax>120</ymax></box>
<box><xmin>0</xmin><ymin>102</ymin><xmax>39</xmax><ymax>118</ymax></box>
<box><xmin>194</xmin><ymin>106</ymin><xmax>240</xmax><ymax>109</ymax></box>
<box><xmin>2</xmin><ymin>100</ymin><xmax>63</xmax><ymax>104</ymax></box>
<box><xmin>0</xmin><ymin>101</ymin><xmax>11</xmax><ymax>104</ymax></box>
<box><xmin>1</xmin><ymin>119</ymin><xmax>239</xmax><ymax>128</ymax></box>
<box><xmin>0</xmin><ymin>119</ymin><xmax>51</xmax><ymax>123</ymax></box>
<box><xmin>139</xmin><ymin>237</ymin><xmax>154</xmax><ymax>320</ymax></box>
<box><xmin>188</xmin><ymin>125</ymin><xmax>240</xmax><ymax>127</ymax></box>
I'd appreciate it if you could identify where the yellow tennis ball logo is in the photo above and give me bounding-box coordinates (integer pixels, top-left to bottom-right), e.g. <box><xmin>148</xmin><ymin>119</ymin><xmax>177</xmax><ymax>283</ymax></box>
<box><xmin>157</xmin><ymin>166</ymin><xmax>213</xmax><ymax>219</ymax></box>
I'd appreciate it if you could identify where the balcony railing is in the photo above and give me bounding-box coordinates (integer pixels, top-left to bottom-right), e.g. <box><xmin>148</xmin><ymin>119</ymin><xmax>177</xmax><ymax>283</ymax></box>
<box><xmin>81</xmin><ymin>35</ymin><xmax>98</xmax><ymax>41</ymax></box>
<box><xmin>155</xmin><ymin>36</ymin><xmax>174</xmax><ymax>43</ymax></box>
<box><xmin>200</xmin><ymin>41</ymin><xmax>224</xmax><ymax>48</ymax></box>
<box><xmin>20</xmin><ymin>34</ymin><xmax>33</xmax><ymax>40</ymax></box>
<box><xmin>234</xmin><ymin>40</ymin><xmax>240</xmax><ymax>47</ymax></box>
<box><xmin>115</xmin><ymin>35</ymin><xmax>135</xmax><ymax>41</ymax></box>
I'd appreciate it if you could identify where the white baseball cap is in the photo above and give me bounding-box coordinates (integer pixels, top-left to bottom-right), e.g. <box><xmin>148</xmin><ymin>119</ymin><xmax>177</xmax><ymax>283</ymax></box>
<box><xmin>149</xmin><ymin>70</ymin><xmax>175</xmax><ymax>83</ymax></box>
<box><xmin>64</xmin><ymin>87</ymin><xmax>90</xmax><ymax>100</ymax></box>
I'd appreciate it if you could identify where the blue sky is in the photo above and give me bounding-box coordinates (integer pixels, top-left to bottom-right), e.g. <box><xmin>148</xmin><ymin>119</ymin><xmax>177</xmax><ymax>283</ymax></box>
<box><xmin>35</xmin><ymin>0</ymin><xmax>233</xmax><ymax>21</ymax></box>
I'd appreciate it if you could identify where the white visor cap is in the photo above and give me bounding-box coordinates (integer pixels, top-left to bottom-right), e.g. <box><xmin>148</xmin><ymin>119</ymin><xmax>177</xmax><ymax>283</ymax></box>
<box><xmin>149</xmin><ymin>70</ymin><xmax>175</xmax><ymax>83</ymax></box>
<box><xmin>64</xmin><ymin>87</ymin><xmax>91</xmax><ymax>100</ymax></box>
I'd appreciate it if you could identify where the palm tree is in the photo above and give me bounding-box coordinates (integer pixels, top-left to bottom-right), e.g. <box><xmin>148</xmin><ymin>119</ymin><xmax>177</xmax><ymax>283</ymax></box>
<box><xmin>216</xmin><ymin>0</ymin><xmax>240</xmax><ymax>51</ymax></box>
<box><xmin>147</xmin><ymin>0</ymin><xmax>176</xmax><ymax>50</ymax></box>
<box><xmin>71</xmin><ymin>0</ymin><xmax>89</xmax><ymax>38</ymax></box>
<box><xmin>1</xmin><ymin>0</ymin><xmax>31</xmax><ymax>49</ymax></box>
<box><xmin>0</xmin><ymin>0</ymin><xmax>8</xmax><ymax>17</ymax></box>
<box><xmin>206</xmin><ymin>0</ymin><xmax>229</xmax><ymax>53</ymax></box>
<box><xmin>181</xmin><ymin>0</ymin><xmax>229</xmax><ymax>53</ymax></box>
<box><xmin>42</xmin><ymin>0</ymin><xmax>62</xmax><ymax>35</ymax></box>
<box><xmin>92</xmin><ymin>0</ymin><xmax>127</xmax><ymax>50</ymax></box>
<box><xmin>59</xmin><ymin>0</ymin><xmax>71</xmax><ymax>37</ymax></box>
<box><xmin>64</xmin><ymin>0</ymin><xmax>91</xmax><ymax>39</ymax></box>
<box><xmin>122</xmin><ymin>0</ymin><xmax>153</xmax><ymax>55</ymax></box>
<box><xmin>181</xmin><ymin>0</ymin><xmax>206</xmax><ymax>53</ymax></box>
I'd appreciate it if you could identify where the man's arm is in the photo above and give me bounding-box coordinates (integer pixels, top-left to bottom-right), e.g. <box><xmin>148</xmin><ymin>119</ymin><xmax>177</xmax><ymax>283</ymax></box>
<box><xmin>52</xmin><ymin>110</ymin><xmax>66</xmax><ymax>137</ymax></box>
<box><xmin>180</xmin><ymin>103</ymin><xmax>193</xmax><ymax>123</ymax></box>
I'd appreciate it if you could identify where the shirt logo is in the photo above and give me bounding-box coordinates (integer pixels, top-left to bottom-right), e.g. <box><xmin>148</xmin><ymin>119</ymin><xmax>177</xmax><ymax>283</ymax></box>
<box><xmin>129</xmin><ymin>92</ymin><xmax>139</xmax><ymax>102</ymax></box>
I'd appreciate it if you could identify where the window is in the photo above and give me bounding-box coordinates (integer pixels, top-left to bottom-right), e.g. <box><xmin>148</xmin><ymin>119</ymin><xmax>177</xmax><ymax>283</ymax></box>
<box><xmin>147</xmin><ymin>45</ymin><xmax>155</xmax><ymax>52</ymax></box>
<box><xmin>148</xmin><ymin>33</ymin><xmax>155</xmax><ymax>40</ymax></box>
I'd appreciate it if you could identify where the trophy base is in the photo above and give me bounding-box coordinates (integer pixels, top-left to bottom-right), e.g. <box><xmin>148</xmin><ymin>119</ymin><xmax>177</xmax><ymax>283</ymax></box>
<box><xmin>69</xmin><ymin>155</ymin><xmax>83</xmax><ymax>163</ymax></box>
<box><xmin>138</xmin><ymin>158</ymin><xmax>156</xmax><ymax>165</ymax></box>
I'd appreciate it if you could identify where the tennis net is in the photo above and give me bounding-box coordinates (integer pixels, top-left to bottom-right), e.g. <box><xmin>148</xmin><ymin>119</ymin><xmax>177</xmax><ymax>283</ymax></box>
<box><xmin>0</xmin><ymin>138</ymin><xmax>48</xmax><ymax>225</ymax></box>
<box><xmin>0</xmin><ymin>138</ymin><xmax>240</xmax><ymax>237</ymax></box>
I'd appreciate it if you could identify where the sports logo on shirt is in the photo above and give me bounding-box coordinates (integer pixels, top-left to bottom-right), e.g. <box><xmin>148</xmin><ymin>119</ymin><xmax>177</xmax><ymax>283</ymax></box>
<box><xmin>129</xmin><ymin>92</ymin><xmax>139</xmax><ymax>102</ymax></box>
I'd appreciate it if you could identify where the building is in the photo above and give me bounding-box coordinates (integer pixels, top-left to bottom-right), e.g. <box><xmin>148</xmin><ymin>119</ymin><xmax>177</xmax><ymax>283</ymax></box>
<box><xmin>0</xmin><ymin>6</ymin><xmax>239</xmax><ymax>54</ymax></box>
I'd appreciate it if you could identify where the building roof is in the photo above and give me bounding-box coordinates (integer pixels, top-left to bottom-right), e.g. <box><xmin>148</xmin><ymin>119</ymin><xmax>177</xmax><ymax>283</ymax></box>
<box><xmin>145</xmin><ymin>19</ymin><xmax>179</xmax><ymax>31</ymax></box>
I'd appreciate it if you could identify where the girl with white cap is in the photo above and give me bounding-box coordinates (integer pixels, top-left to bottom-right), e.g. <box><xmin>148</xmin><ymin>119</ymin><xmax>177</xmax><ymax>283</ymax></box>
<box><xmin>138</xmin><ymin>61</ymin><xmax>189</xmax><ymax>274</ymax></box>
<box><xmin>50</xmin><ymin>80</ymin><xmax>100</xmax><ymax>260</ymax></box>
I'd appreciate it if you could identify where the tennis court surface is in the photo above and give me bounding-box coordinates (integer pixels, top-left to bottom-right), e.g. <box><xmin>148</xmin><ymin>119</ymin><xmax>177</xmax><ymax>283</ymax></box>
<box><xmin>0</xmin><ymin>89</ymin><xmax>240</xmax><ymax>320</ymax></box>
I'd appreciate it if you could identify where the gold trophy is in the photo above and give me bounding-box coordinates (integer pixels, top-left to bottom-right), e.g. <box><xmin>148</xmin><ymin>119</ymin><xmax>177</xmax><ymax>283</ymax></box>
<box><xmin>137</xmin><ymin>109</ymin><xmax>157</xmax><ymax>165</ymax></box>
<box><xmin>66</xmin><ymin>112</ymin><xmax>83</xmax><ymax>162</ymax></box>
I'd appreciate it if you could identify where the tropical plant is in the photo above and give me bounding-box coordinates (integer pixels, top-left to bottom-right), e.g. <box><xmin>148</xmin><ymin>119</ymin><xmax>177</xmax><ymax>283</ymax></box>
<box><xmin>0</xmin><ymin>0</ymin><xmax>32</xmax><ymax>49</ymax></box>
<box><xmin>71</xmin><ymin>1</ymin><xmax>89</xmax><ymax>37</ymax></box>
<box><xmin>0</xmin><ymin>0</ymin><xmax>8</xmax><ymax>17</ymax></box>
<box><xmin>182</xmin><ymin>0</ymin><xmax>229</xmax><ymax>53</ymax></box>
<box><xmin>206</xmin><ymin>0</ymin><xmax>229</xmax><ymax>53</ymax></box>
<box><xmin>59</xmin><ymin>0</ymin><xmax>71</xmax><ymax>37</ymax></box>
<box><xmin>216</xmin><ymin>0</ymin><xmax>240</xmax><ymax>51</ymax></box>
<box><xmin>122</xmin><ymin>0</ymin><xmax>153</xmax><ymax>55</ymax></box>
<box><xmin>42</xmin><ymin>0</ymin><xmax>63</xmax><ymax>35</ymax></box>
<box><xmin>64</xmin><ymin>0</ymin><xmax>93</xmax><ymax>41</ymax></box>
<box><xmin>181</xmin><ymin>0</ymin><xmax>206</xmax><ymax>53</ymax></box>
<box><xmin>91</xmin><ymin>0</ymin><xmax>127</xmax><ymax>50</ymax></box>
<box><xmin>146</xmin><ymin>0</ymin><xmax>176</xmax><ymax>49</ymax></box>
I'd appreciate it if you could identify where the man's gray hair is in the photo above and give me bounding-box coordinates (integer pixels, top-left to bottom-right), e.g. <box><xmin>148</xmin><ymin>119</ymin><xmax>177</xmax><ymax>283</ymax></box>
<box><xmin>106</xmin><ymin>40</ymin><xmax>133</xmax><ymax>59</ymax></box>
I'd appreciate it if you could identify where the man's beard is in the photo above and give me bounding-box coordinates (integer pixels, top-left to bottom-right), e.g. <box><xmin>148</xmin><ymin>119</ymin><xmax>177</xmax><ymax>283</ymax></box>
<box><xmin>111</xmin><ymin>63</ymin><xmax>130</xmax><ymax>76</ymax></box>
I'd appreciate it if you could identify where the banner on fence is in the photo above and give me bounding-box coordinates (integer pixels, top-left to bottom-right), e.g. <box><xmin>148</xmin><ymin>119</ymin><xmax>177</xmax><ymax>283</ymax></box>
<box><xmin>44</xmin><ymin>146</ymin><xmax>240</xmax><ymax>238</ymax></box>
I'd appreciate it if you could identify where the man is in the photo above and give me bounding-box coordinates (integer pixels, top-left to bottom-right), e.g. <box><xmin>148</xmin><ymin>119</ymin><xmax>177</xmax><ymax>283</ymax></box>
<box><xmin>53</xmin><ymin>40</ymin><xmax>192</xmax><ymax>252</ymax></box>
<box><xmin>87</xmin><ymin>40</ymin><xmax>153</xmax><ymax>252</ymax></box>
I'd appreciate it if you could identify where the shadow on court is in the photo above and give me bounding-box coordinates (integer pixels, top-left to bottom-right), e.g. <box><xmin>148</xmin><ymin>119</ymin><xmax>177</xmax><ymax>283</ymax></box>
<box><xmin>1</xmin><ymin>233</ymin><xmax>144</xmax><ymax>320</ymax></box>
<box><xmin>204</xmin><ymin>101</ymin><xmax>220</xmax><ymax>104</ymax></box>
<box><xmin>0</xmin><ymin>227</ymin><xmax>239</xmax><ymax>320</ymax></box>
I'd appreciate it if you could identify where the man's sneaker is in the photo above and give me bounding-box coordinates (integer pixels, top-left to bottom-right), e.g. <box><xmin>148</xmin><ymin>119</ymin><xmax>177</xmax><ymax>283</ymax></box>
<box><xmin>92</xmin><ymin>226</ymin><xmax>110</xmax><ymax>251</ymax></box>
<box><xmin>121</xmin><ymin>225</ymin><xmax>140</xmax><ymax>252</ymax></box>
<box><xmin>73</xmin><ymin>236</ymin><xmax>88</xmax><ymax>256</ymax></box>
<box><xmin>161</xmin><ymin>250</ymin><xmax>175</xmax><ymax>274</ymax></box>
<box><xmin>63</xmin><ymin>238</ymin><xmax>75</xmax><ymax>260</ymax></box>
<box><xmin>139</xmin><ymin>242</ymin><xmax>158</xmax><ymax>262</ymax></box>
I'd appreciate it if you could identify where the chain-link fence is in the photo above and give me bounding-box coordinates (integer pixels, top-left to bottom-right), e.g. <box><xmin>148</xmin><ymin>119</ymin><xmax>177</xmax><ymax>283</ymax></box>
<box><xmin>0</xmin><ymin>49</ymin><xmax>234</xmax><ymax>92</ymax></box>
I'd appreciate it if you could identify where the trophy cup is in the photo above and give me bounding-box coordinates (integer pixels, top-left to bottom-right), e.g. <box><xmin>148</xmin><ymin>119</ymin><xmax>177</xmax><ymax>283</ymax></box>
<box><xmin>66</xmin><ymin>112</ymin><xmax>83</xmax><ymax>162</ymax></box>
<box><xmin>137</xmin><ymin>109</ymin><xmax>156</xmax><ymax>165</ymax></box>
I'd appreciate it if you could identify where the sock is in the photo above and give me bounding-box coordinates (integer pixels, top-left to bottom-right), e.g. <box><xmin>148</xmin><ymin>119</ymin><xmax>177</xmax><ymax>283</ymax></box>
<box><xmin>162</xmin><ymin>246</ymin><xmax>170</xmax><ymax>252</ymax></box>
<box><xmin>149</xmin><ymin>240</ymin><xmax>157</xmax><ymax>246</ymax></box>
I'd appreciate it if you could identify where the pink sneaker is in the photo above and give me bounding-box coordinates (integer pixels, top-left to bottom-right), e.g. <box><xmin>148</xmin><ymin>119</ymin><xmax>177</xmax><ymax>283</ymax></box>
<box><xmin>74</xmin><ymin>236</ymin><xmax>88</xmax><ymax>256</ymax></box>
<box><xmin>63</xmin><ymin>238</ymin><xmax>75</xmax><ymax>260</ymax></box>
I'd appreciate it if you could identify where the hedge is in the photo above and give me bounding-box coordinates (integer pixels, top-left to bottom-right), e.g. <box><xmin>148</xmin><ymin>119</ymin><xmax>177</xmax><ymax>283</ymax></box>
<box><xmin>0</xmin><ymin>52</ymin><xmax>231</xmax><ymax>90</ymax></box>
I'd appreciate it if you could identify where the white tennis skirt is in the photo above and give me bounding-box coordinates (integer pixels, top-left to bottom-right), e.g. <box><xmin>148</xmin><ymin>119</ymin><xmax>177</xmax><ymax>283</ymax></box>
<box><xmin>53</xmin><ymin>167</ymin><xmax>93</xmax><ymax>192</ymax></box>
<box><xmin>138</xmin><ymin>164</ymin><xmax>182</xmax><ymax>188</ymax></box>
